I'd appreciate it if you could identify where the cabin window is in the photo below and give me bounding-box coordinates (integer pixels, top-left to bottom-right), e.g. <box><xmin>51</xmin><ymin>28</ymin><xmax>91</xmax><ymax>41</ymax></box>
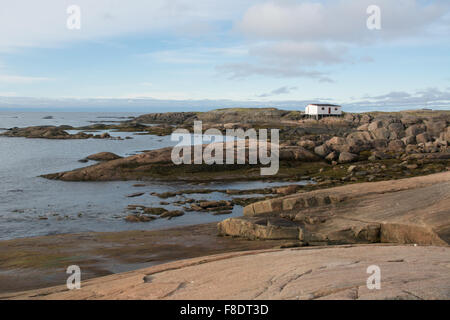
<box><xmin>335</xmin><ymin>108</ymin><xmax>338</xmax><ymax>111</ymax></box>
<box><xmin>321</xmin><ymin>107</ymin><xmax>325</xmax><ymax>110</ymax></box>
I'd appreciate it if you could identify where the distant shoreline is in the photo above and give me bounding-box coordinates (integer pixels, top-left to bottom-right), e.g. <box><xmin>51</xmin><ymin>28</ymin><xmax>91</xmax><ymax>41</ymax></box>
<box><xmin>1</xmin><ymin>105</ymin><xmax>449</xmax><ymax>113</ymax></box>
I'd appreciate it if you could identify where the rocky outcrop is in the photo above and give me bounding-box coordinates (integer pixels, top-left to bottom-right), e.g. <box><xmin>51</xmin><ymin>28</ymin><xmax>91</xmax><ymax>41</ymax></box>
<box><xmin>3</xmin><ymin>110</ymin><xmax>448</xmax><ymax>167</ymax></box>
<box><xmin>0</xmin><ymin>126</ymin><xmax>113</xmax><ymax>139</ymax></box>
<box><xmin>86</xmin><ymin>152</ymin><xmax>122</xmax><ymax>161</ymax></box>
<box><xmin>134</xmin><ymin>112</ymin><xmax>198</xmax><ymax>125</ymax></box>
<box><xmin>41</xmin><ymin>144</ymin><xmax>320</xmax><ymax>182</ymax></box>
<box><xmin>43</xmin><ymin>147</ymin><xmax>175</xmax><ymax>181</ymax></box>
<box><xmin>5</xmin><ymin>245</ymin><xmax>450</xmax><ymax>300</ymax></box>
<box><xmin>197</xmin><ymin>108</ymin><xmax>290</xmax><ymax>124</ymax></box>
<box><xmin>218</xmin><ymin>172</ymin><xmax>450</xmax><ymax>246</ymax></box>
<box><xmin>125</xmin><ymin>214</ymin><xmax>156</xmax><ymax>222</ymax></box>
<box><xmin>133</xmin><ymin>108</ymin><xmax>302</xmax><ymax>125</ymax></box>
<box><xmin>219</xmin><ymin>217</ymin><xmax>301</xmax><ymax>240</ymax></box>
<box><xmin>160</xmin><ymin>210</ymin><xmax>184</xmax><ymax>219</ymax></box>
<box><xmin>288</xmin><ymin>111</ymin><xmax>449</xmax><ymax>165</ymax></box>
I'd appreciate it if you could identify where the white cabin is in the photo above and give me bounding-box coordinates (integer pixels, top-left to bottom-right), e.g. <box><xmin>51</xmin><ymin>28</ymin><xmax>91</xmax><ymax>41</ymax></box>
<box><xmin>305</xmin><ymin>104</ymin><xmax>342</xmax><ymax>118</ymax></box>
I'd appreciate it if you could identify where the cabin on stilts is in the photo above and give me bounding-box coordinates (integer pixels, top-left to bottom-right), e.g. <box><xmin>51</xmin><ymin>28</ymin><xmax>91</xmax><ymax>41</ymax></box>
<box><xmin>305</xmin><ymin>104</ymin><xmax>342</xmax><ymax>120</ymax></box>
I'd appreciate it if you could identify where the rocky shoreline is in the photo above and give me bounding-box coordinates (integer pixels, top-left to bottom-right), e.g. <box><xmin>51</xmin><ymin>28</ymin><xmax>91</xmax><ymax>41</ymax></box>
<box><xmin>3</xmin><ymin>108</ymin><xmax>449</xmax><ymax>231</ymax></box>
<box><xmin>0</xmin><ymin>223</ymin><xmax>288</xmax><ymax>294</ymax></box>
<box><xmin>0</xmin><ymin>108</ymin><xmax>449</xmax><ymax>299</ymax></box>
<box><xmin>219</xmin><ymin>171</ymin><xmax>450</xmax><ymax>246</ymax></box>
<box><xmin>25</xmin><ymin>109</ymin><xmax>447</xmax><ymax>182</ymax></box>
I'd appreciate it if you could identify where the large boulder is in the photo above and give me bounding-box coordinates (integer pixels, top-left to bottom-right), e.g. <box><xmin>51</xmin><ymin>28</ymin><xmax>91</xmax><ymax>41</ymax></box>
<box><xmin>325</xmin><ymin>137</ymin><xmax>347</xmax><ymax>152</ymax></box>
<box><xmin>360</xmin><ymin>114</ymin><xmax>373</xmax><ymax>123</ymax></box>
<box><xmin>371</xmin><ymin>128</ymin><xmax>390</xmax><ymax>140</ymax></box>
<box><xmin>314</xmin><ymin>144</ymin><xmax>330</xmax><ymax>157</ymax></box>
<box><xmin>387</xmin><ymin>140</ymin><xmax>405</xmax><ymax>152</ymax></box>
<box><xmin>388</xmin><ymin>122</ymin><xmax>405</xmax><ymax>139</ymax></box>
<box><xmin>346</xmin><ymin>131</ymin><xmax>373</xmax><ymax>142</ymax></box>
<box><xmin>297</xmin><ymin>139</ymin><xmax>316</xmax><ymax>150</ymax></box>
<box><xmin>368</xmin><ymin>120</ymin><xmax>383</xmax><ymax>132</ymax></box>
<box><xmin>402</xmin><ymin>135</ymin><xmax>416</xmax><ymax>145</ymax></box>
<box><xmin>441</xmin><ymin>127</ymin><xmax>450</xmax><ymax>143</ymax></box>
<box><xmin>357</xmin><ymin>123</ymin><xmax>369</xmax><ymax>131</ymax></box>
<box><xmin>338</xmin><ymin>152</ymin><xmax>358</xmax><ymax>163</ymax></box>
<box><xmin>416</xmin><ymin>132</ymin><xmax>431</xmax><ymax>144</ymax></box>
<box><xmin>405</xmin><ymin>124</ymin><xmax>424</xmax><ymax>137</ymax></box>
<box><xmin>372</xmin><ymin>139</ymin><xmax>388</xmax><ymax>150</ymax></box>
<box><xmin>345</xmin><ymin>131</ymin><xmax>373</xmax><ymax>153</ymax></box>
<box><xmin>401</xmin><ymin>115</ymin><xmax>421</xmax><ymax>126</ymax></box>
<box><xmin>424</xmin><ymin>119</ymin><xmax>447</xmax><ymax>138</ymax></box>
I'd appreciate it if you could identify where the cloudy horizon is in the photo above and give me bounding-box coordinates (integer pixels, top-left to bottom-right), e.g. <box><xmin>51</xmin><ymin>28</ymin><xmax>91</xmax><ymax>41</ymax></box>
<box><xmin>0</xmin><ymin>0</ymin><xmax>449</xmax><ymax>111</ymax></box>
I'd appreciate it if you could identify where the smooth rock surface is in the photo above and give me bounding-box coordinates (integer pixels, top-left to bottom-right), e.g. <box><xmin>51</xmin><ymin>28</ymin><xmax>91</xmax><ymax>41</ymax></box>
<box><xmin>3</xmin><ymin>245</ymin><xmax>449</xmax><ymax>300</ymax></box>
<box><xmin>223</xmin><ymin>172</ymin><xmax>450</xmax><ymax>245</ymax></box>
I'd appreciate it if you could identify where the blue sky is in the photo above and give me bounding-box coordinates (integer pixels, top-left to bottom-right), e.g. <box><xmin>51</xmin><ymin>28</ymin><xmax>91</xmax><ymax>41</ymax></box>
<box><xmin>0</xmin><ymin>0</ymin><xmax>449</xmax><ymax>111</ymax></box>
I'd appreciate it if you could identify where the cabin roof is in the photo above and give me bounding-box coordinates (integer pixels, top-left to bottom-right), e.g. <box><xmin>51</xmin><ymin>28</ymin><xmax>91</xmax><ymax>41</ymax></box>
<box><xmin>308</xmin><ymin>104</ymin><xmax>341</xmax><ymax>107</ymax></box>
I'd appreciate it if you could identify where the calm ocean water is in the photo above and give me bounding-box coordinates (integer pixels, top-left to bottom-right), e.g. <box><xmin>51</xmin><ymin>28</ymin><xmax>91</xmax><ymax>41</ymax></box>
<box><xmin>0</xmin><ymin>112</ymin><xmax>307</xmax><ymax>240</ymax></box>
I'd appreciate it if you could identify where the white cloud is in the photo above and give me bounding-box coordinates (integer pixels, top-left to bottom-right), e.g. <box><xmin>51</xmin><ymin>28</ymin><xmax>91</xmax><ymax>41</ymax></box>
<box><xmin>0</xmin><ymin>92</ymin><xmax>17</xmax><ymax>97</ymax></box>
<box><xmin>122</xmin><ymin>91</ymin><xmax>199</xmax><ymax>100</ymax></box>
<box><xmin>250</xmin><ymin>42</ymin><xmax>349</xmax><ymax>66</ymax></box>
<box><xmin>0</xmin><ymin>0</ymin><xmax>257</xmax><ymax>50</ymax></box>
<box><xmin>0</xmin><ymin>0</ymin><xmax>448</xmax><ymax>89</ymax></box>
<box><xmin>237</xmin><ymin>0</ymin><xmax>449</xmax><ymax>43</ymax></box>
<box><xmin>257</xmin><ymin>86</ymin><xmax>298</xmax><ymax>98</ymax></box>
<box><xmin>217</xmin><ymin>0</ymin><xmax>450</xmax><ymax>81</ymax></box>
<box><xmin>353</xmin><ymin>87</ymin><xmax>450</xmax><ymax>107</ymax></box>
<box><xmin>0</xmin><ymin>74</ymin><xmax>53</xmax><ymax>84</ymax></box>
<box><xmin>217</xmin><ymin>62</ymin><xmax>333</xmax><ymax>82</ymax></box>
<box><xmin>137</xmin><ymin>46</ymin><xmax>247</xmax><ymax>65</ymax></box>
<box><xmin>0</xmin><ymin>58</ymin><xmax>52</xmax><ymax>84</ymax></box>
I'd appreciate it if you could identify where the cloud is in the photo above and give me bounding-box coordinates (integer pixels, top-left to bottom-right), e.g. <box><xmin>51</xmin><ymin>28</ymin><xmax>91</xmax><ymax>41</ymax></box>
<box><xmin>224</xmin><ymin>41</ymin><xmax>349</xmax><ymax>80</ymax></box>
<box><xmin>0</xmin><ymin>0</ymin><xmax>448</xmax><ymax>91</ymax></box>
<box><xmin>0</xmin><ymin>74</ymin><xmax>52</xmax><ymax>84</ymax></box>
<box><xmin>250</xmin><ymin>42</ymin><xmax>349</xmax><ymax>66</ymax></box>
<box><xmin>0</xmin><ymin>58</ymin><xmax>52</xmax><ymax>84</ymax></box>
<box><xmin>11</xmin><ymin>0</ymin><xmax>446</xmax><ymax>52</ymax></box>
<box><xmin>237</xmin><ymin>0</ymin><xmax>449</xmax><ymax>43</ymax></box>
<box><xmin>0</xmin><ymin>0</ymin><xmax>255</xmax><ymax>50</ymax></box>
<box><xmin>257</xmin><ymin>86</ymin><xmax>298</xmax><ymax>98</ymax></box>
<box><xmin>0</xmin><ymin>92</ymin><xmax>17</xmax><ymax>97</ymax></box>
<box><xmin>353</xmin><ymin>87</ymin><xmax>450</xmax><ymax>108</ymax></box>
<box><xmin>137</xmin><ymin>46</ymin><xmax>247</xmax><ymax>65</ymax></box>
<box><xmin>223</xmin><ymin>0</ymin><xmax>450</xmax><ymax>81</ymax></box>
<box><xmin>217</xmin><ymin>62</ymin><xmax>333</xmax><ymax>82</ymax></box>
<box><xmin>139</xmin><ymin>50</ymin><xmax>211</xmax><ymax>65</ymax></box>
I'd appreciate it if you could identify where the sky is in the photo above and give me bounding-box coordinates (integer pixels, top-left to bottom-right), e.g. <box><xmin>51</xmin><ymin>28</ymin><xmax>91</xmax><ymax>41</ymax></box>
<box><xmin>0</xmin><ymin>0</ymin><xmax>449</xmax><ymax>111</ymax></box>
